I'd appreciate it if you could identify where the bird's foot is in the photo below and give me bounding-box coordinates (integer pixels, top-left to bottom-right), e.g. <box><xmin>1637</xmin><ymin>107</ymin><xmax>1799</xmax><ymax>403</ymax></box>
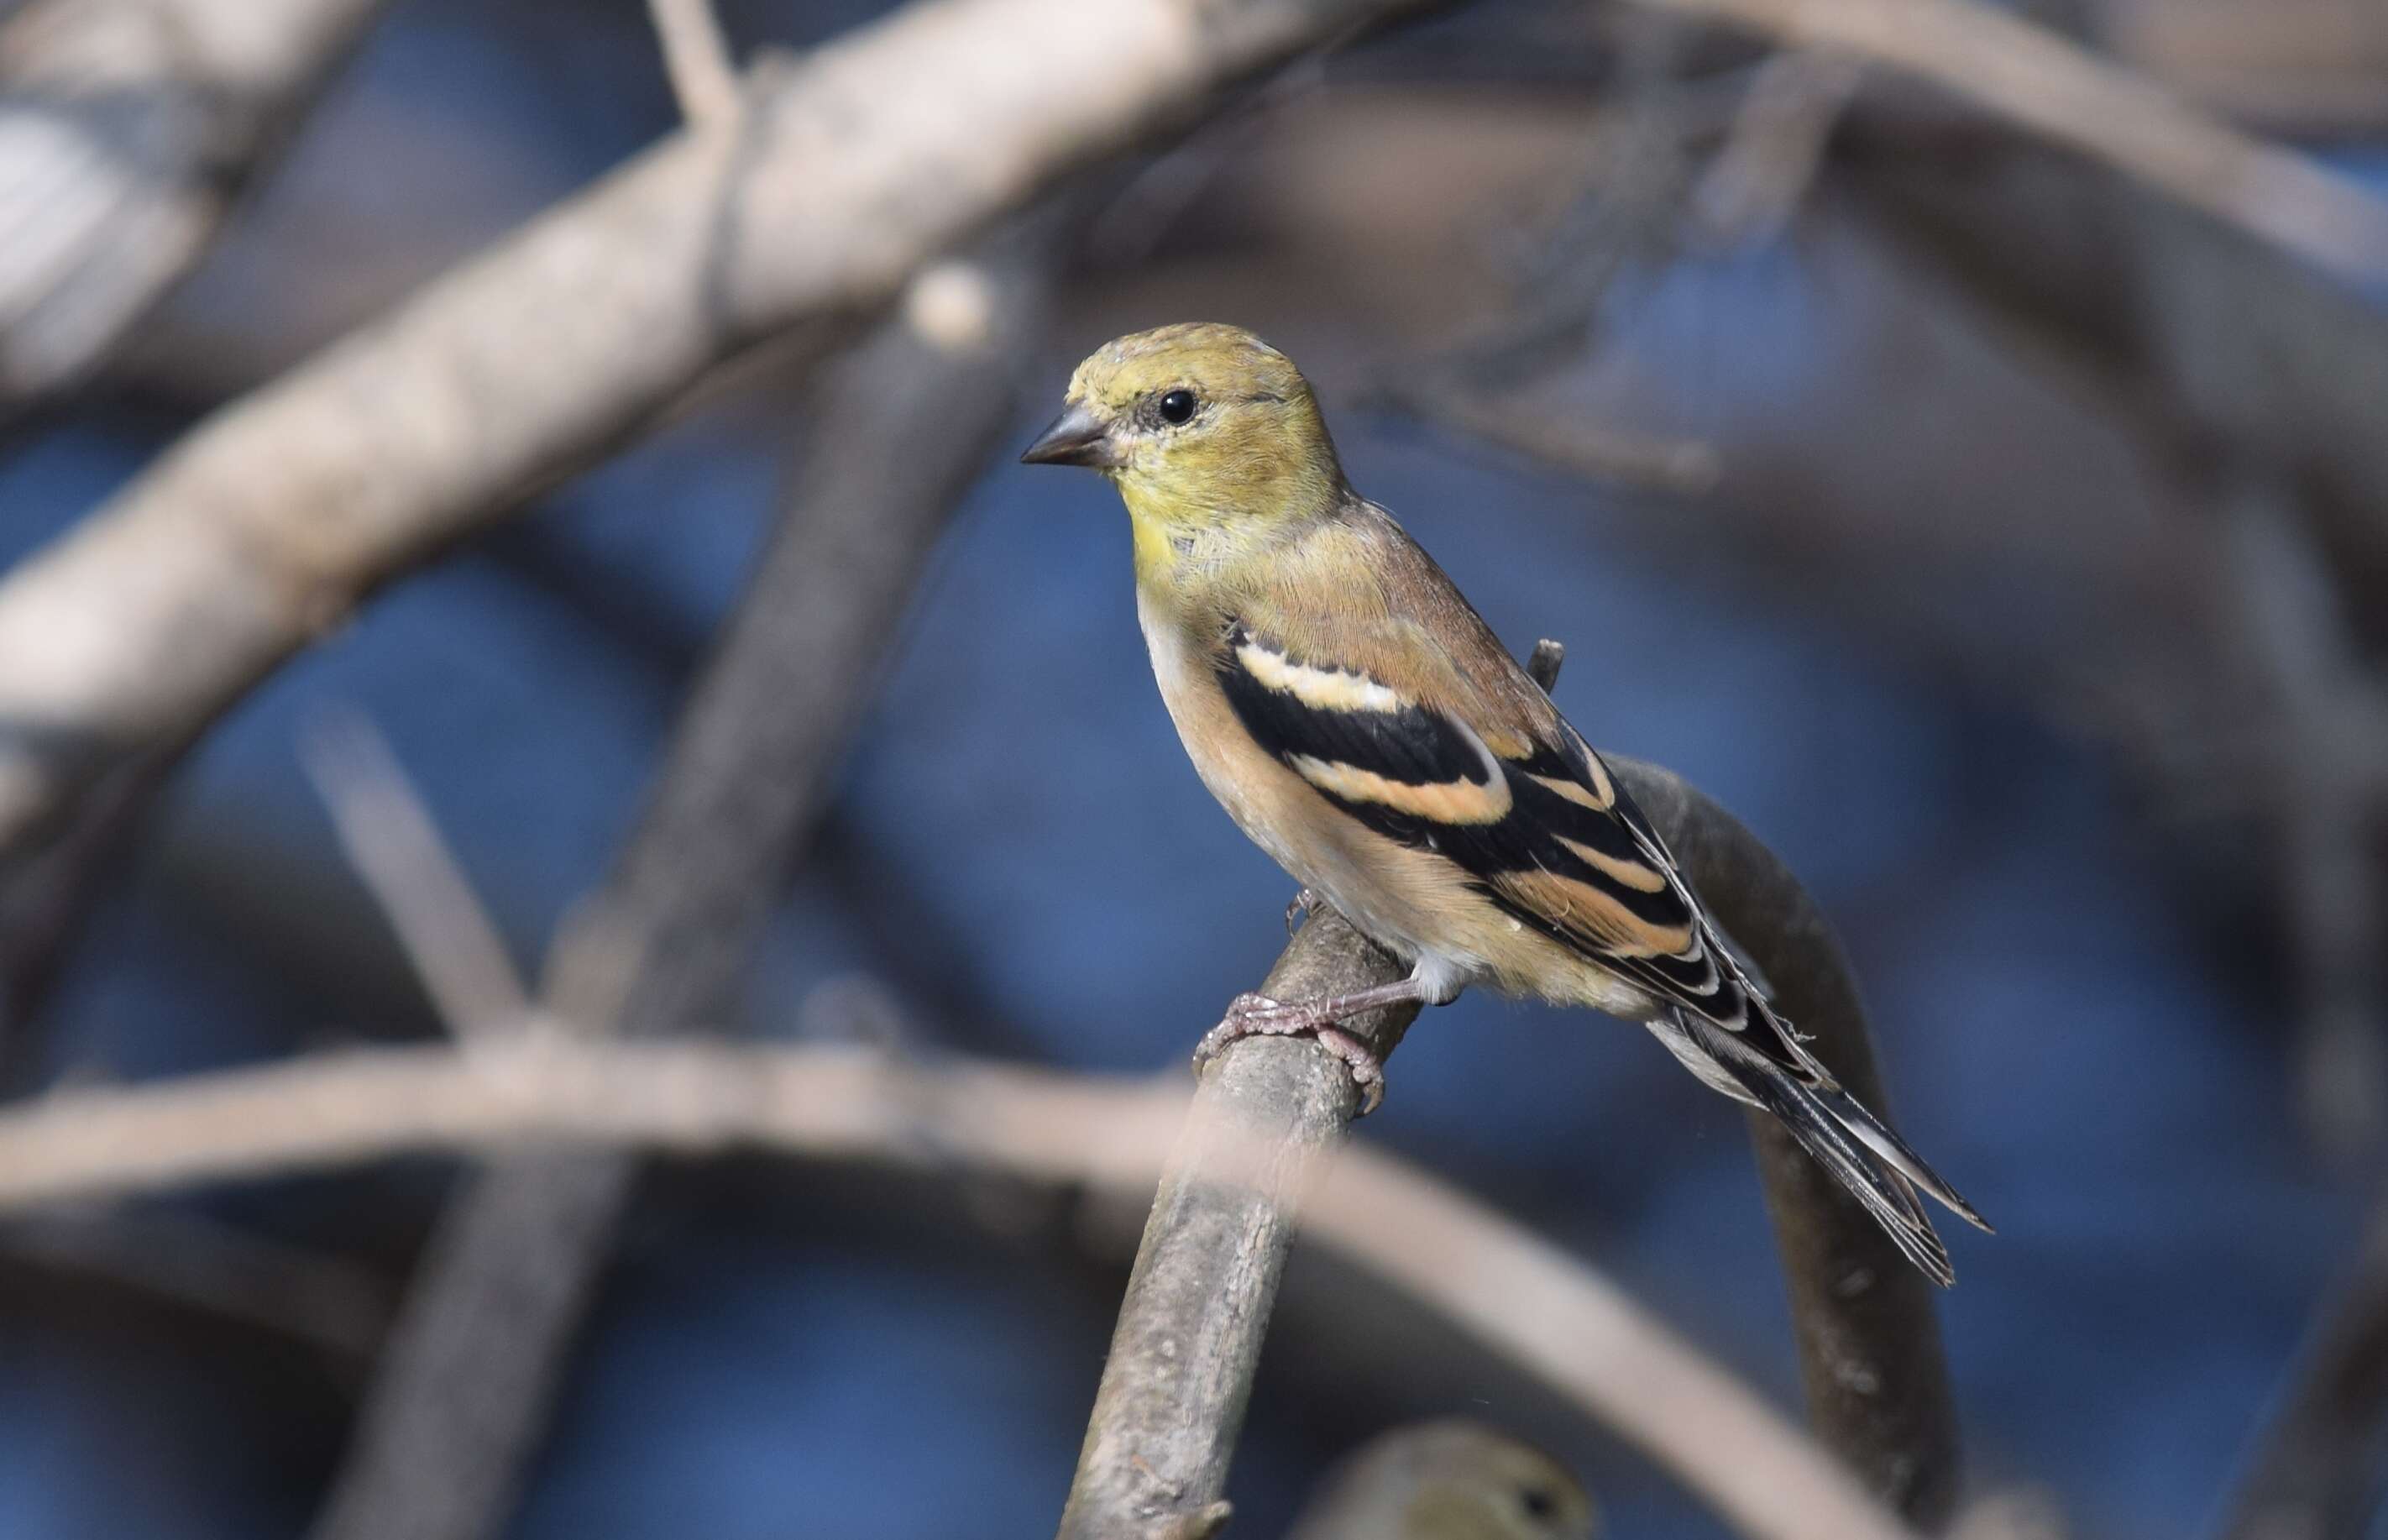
<box><xmin>1283</xmin><ymin>886</ymin><xmax>1322</xmax><ymax>935</ymax></box>
<box><xmin>1193</xmin><ymin>991</ymin><xmax>1386</xmax><ymax>1115</ymax></box>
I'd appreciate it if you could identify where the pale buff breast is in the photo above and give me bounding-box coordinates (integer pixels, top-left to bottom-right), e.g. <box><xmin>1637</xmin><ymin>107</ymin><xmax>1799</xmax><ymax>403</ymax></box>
<box><xmin>1135</xmin><ymin>594</ymin><xmax>1635</xmax><ymax>1011</ymax></box>
<box><xmin>1133</xmin><ymin>593</ymin><xmax>1669</xmax><ymax>1019</ymax></box>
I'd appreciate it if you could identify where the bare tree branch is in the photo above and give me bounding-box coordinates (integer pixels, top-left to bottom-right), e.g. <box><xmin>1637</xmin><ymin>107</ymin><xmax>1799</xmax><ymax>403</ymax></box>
<box><xmin>0</xmin><ymin>1038</ymin><xmax>1919</xmax><ymax>1540</ymax></box>
<box><xmin>1691</xmin><ymin>49</ymin><xmax>1862</xmax><ymax>249</ymax></box>
<box><xmin>300</xmin><ymin>710</ymin><xmax>532</xmax><ymax>1041</ymax></box>
<box><xmin>2</xmin><ymin>1204</ymin><xmax>395</xmax><ymax>1357</ymax></box>
<box><xmin>646</xmin><ymin>0</ymin><xmax>740</xmax><ymax>125</ymax></box>
<box><xmin>0</xmin><ymin>0</ymin><xmax>1445</xmax><ymax>867</ymax></box>
<box><xmin>0</xmin><ymin>0</ymin><xmax>387</xmax><ymax>406</ymax></box>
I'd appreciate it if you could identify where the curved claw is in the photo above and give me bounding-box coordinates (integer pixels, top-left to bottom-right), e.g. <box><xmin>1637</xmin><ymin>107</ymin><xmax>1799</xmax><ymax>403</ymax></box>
<box><xmin>1191</xmin><ymin>991</ymin><xmax>1388</xmax><ymax>1116</ymax></box>
<box><xmin>1283</xmin><ymin>887</ymin><xmax>1322</xmax><ymax>935</ymax></box>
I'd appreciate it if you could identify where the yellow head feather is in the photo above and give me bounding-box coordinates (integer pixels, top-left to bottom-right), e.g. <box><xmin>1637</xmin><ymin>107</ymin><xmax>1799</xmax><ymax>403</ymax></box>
<box><xmin>1042</xmin><ymin>323</ymin><xmax>1348</xmax><ymax>586</ymax></box>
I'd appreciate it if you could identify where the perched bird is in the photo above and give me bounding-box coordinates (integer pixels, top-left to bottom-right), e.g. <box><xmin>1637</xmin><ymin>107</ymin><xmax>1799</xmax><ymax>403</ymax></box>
<box><xmin>1022</xmin><ymin>322</ymin><xmax>1986</xmax><ymax>1283</ymax></box>
<box><xmin>1285</xmin><ymin>1421</ymin><xmax>1596</xmax><ymax>1540</ymax></box>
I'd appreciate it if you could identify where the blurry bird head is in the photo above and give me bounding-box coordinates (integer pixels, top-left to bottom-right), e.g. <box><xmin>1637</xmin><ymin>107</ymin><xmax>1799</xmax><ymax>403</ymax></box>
<box><xmin>1021</xmin><ymin>322</ymin><xmax>1347</xmax><ymax>545</ymax></box>
<box><xmin>1286</xmin><ymin>1421</ymin><xmax>1597</xmax><ymax>1540</ymax></box>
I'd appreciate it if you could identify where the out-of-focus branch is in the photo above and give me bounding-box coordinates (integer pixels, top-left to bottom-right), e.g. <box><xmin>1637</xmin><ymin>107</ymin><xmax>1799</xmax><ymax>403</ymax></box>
<box><xmin>1384</xmin><ymin>379</ymin><xmax>1721</xmax><ymax>496</ymax></box>
<box><xmin>2213</xmin><ymin>490</ymin><xmax>2388</xmax><ymax>1160</ymax></box>
<box><xmin>2217</xmin><ymin>1209</ymin><xmax>2388</xmax><ymax>1540</ymax></box>
<box><xmin>1059</xmin><ymin>641</ymin><xmax>1957</xmax><ymax>1535</ymax></box>
<box><xmin>0</xmin><ymin>0</ymin><xmax>1444</xmax><ymax>867</ymax></box>
<box><xmin>1641</xmin><ymin>0</ymin><xmax>2388</xmax><ymax>282</ymax></box>
<box><xmin>300</xmin><ymin>711</ymin><xmax>532</xmax><ymax>1042</ymax></box>
<box><xmin>1</xmin><ymin>1205</ymin><xmax>395</xmax><ymax>1358</ymax></box>
<box><xmin>0</xmin><ymin>0</ymin><xmax>387</xmax><ymax>406</ymax></box>
<box><xmin>1840</xmin><ymin>116</ymin><xmax>2388</xmax><ymax>570</ymax></box>
<box><xmin>1610</xmin><ymin>756</ymin><xmax>1962</xmax><ymax>1527</ymax></box>
<box><xmin>0</xmin><ymin>1039</ymin><xmax>1917</xmax><ymax>1540</ymax></box>
<box><xmin>1690</xmin><ymin>48</ymin><xmax>1862</xmax><ymax>249</ymax></box>
<box><xmin>306</xmin><ymin>258</ymin><xmax>1045</xmax><ymax>1540</ymax></box>
<box><xmin>647</xmin><ymin>0</ymin><xmax>739</xmax><ymax>125</ymax></box>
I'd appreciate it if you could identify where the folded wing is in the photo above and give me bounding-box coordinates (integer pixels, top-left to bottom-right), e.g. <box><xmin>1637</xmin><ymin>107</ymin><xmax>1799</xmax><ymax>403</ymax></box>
<box><xmin>1214</xmin><ymin>621</ymin><xmax>1835</xmax><ymax>1089</ymax></box>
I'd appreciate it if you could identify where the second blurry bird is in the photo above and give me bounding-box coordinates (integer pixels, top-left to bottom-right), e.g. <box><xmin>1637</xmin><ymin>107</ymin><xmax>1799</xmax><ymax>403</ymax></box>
<box><xmin>1286</xmin><ymin>1421</ymin><xmax>1595</xmax><ymax>1540</ymax></box>
<box><xmin>1021</xmin><ymin>323</ymin><xmax>1987</xmax><ymax>1283</ymax></box>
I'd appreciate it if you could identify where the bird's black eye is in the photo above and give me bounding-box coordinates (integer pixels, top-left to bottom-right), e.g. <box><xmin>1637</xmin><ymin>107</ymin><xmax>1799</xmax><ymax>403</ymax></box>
<box><xmin>1158</xmin><ymin>388</ymin><xmax>1197</xmax><ymax>425</ymax></box>
<box><xmin>1516</xmin><ymin>1485</ymin><xmax>1559</xmax><ymax>1522</ymax></box>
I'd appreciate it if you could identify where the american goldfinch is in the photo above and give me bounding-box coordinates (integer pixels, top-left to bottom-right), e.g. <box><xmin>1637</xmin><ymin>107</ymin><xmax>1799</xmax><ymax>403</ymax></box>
<box><xmin>1286</xmin><ymin>1420</ymin><xmax>1596</xmax><ymax>1540</ymax></box>
<box><xmin>1023</xmin><ymin>322</ymin><xmax>1985</xmax><ymax>1283</ymax></box>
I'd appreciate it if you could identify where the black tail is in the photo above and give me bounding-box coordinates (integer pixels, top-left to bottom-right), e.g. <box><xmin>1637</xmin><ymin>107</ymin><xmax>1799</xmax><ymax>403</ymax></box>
<box><xmin>1679</xmin><ymin>1014</ymin><xmax>1989</xmax><ymax>1287</ymax></box>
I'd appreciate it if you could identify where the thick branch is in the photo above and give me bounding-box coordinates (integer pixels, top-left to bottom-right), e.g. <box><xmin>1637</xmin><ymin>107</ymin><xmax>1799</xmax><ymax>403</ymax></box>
<box><xmin>0</xmin><ymin>1037</ymin><xmax>1916</xmax><ymax>1540</ymax></box>
<box><xmin>0</xmin><ymin>0</ymin><xmax>1440</xmax><ymax>863</ymax></box>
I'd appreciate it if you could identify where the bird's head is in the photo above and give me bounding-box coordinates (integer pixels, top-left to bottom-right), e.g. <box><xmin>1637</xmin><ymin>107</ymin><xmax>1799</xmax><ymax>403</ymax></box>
<box><xmin>1021</xmin><ymin>323</ymin><xmax>1346</xmax><ymax>536</ymax></box>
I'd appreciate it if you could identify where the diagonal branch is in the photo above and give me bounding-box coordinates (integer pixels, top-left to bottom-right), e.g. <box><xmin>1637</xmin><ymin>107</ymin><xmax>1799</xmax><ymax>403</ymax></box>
<box><xmin>300</xmin><ymin>709</ymin><xmax>532</xmax><ymax>1041</ymax></box>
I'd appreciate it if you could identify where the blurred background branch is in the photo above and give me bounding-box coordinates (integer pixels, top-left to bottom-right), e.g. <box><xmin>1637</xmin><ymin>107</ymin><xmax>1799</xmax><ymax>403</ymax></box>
<box><xmin>646</xmin><ymin>0</ymin><xmax>739</xmax><ymax>125</ymax></box>
<box><xmin>0</xmin><ymin>0</ymin><xmax>386</xmax><ymax>412</ymax></box>
<box><xmin>0</xmin><ymin>1035</ymin><xmax>1919</xmax><ymax>1540</ymax></box>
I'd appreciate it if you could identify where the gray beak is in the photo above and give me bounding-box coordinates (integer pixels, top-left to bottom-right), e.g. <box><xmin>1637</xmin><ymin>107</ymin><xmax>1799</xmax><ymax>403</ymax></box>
<box><xmin>1019</xmin><ymin>401</ymin><xmax>1118</xmax><ymax>469</ymax></box>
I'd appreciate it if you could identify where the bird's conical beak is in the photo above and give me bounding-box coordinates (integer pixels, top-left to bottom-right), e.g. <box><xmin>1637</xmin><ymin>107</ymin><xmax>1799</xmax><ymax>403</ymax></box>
<box><xmin>1019</xmin><ymin>401</ymin><xmax>1118</xmax><ymax>469</ymax></box>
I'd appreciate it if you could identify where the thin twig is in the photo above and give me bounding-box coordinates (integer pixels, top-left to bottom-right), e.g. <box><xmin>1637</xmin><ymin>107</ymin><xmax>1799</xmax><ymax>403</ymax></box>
<box><xmin>0</xmin><ymin>1038</ymin><xmax>1919</xmax><ymax>1540</ymax></box>
<box><xmin>645</xmin><ymin>0</ymin><xmax>740</xmax><ymax>125</ymax></box>
<box><xmin>1692</xmin><ymin>49</ymin><xmax>1863</xmax><ymax>249</ymax></box>
<box><xmin>299</xmin><ymin>710</ymin><xmax>532</xmax><ymax>1041</ymax></box>
<box><xmin>306</xmin><ymin>256</ymin><xmax>1050</xmax><ymax>1540</ymax></box>
<box><xmin>1647</xmin><ymin>0</ymin><xmax>2388</xmax><ymax>281</ymax></box>
<box><xmin>2</xmin><ymin>1205</ymin><xmax>395</xmax><ymax>1356</ymax></box>
<box><xmin>1385</xmin><ymin>380</ymin><xmax>1722</xmax><ymax>496</ymax></box>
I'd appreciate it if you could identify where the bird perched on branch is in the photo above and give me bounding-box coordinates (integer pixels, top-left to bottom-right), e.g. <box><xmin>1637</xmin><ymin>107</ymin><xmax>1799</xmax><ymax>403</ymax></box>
<box><xmin>1286</xmin><ymin>1421</ymin><xmax>1596</xmax><ymax>1540</ymax></box>
<box><xmin>1022</xmin><ymin>322</ymin><xmax>1986</xmax><ymax>1283</ymax></box>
